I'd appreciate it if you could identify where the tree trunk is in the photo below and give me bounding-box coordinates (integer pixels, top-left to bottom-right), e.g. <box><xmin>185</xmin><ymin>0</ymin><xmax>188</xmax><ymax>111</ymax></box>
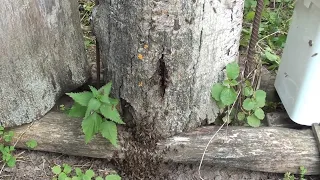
<box><xmin>0</xmin><ymin>0</ymin><xmax>89</xmax><ymax>127</ymax></box>
<box><xmin>9</xmin><ymin>111</ymin><xmax>320</xmax><ymax>175</ymax></box>
<box><xmin>93</xmin><ymin>0</ymin><xmax>244</xmax><ymax>136</ymax></box>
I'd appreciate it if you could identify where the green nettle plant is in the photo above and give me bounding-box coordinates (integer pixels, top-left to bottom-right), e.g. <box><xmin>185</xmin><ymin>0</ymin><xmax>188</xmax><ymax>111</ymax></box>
<box><xmin>0</xmin><ymin>126</ymin><xmax>16</xmax><ymax>167</ymax></box>
<box><xmin>52</xmin><ymin>164</ymin><xmax>121</xmax><ymax>180</ymax></box>
<box><xmin>211</xmin><ymin>62</ymin><xmax>267</xmax><ymax>127</ymax></box>
<box><xmin>66</xmin><ymin>82</ymin><xmax>124</xmax><ymax>146</ymax></box>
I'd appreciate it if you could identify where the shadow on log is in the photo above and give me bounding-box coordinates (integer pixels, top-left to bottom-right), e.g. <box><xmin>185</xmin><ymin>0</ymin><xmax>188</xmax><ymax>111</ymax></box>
<box><xmin>7</xmin><ymin>111</ymin><xmax>320</xmax><ymax>175</ymax></box>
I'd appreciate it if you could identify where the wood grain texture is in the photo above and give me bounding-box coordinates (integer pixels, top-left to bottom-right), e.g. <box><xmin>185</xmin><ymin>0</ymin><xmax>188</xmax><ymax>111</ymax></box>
<box><xmin>8</xmin><ymin>111</ymin><xmax>320</xmax><ymax>175</ymax></box>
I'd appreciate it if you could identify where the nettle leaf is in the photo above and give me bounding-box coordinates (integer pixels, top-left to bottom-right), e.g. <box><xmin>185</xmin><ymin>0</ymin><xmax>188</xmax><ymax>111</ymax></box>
<box><xmin>85</xmin><ymin>98</ymin><xmax>102</xmax><ymax>119</ymax></box>
<box><xmin>106</xmin><ymin>174</ymin><xmax>121</xmax><ymax>180</ymax></box>
<box><xmin>247</xmin><ymin>115</ymin><xmax>261</xmax><ymax>127</ymax></box>
<box><xmin>100</xmin><ymin>121</ymin><xmax>118</xmax><ymax>146</ymax></box>
<box><xmin>243</xmin><ymin>98</ymin><xmax>255</xmax><ymax>111</ymax></box>
<box><xmin>66</xmin><ymin>92</ymin><xmax>93</xmax><ymax>106</ymax></box>
<box><xmin>255</xmin><ymin>90</ymin><xmax>266</xmax><ymax>107</ymax></box>
<box><xmin>211</xmin><ymin>83</ymin><xmax>224</xmax><ymax>101</ymax></box>
<box><xmin>52</xmin><ymin>166</ymin><xmax>62</xmax><ymax>175</ymax></box>
<box><xmin>220</xmin><ymin>87</ymin><xmax>237</xmax><ymax>106</ymax></box>
<box><xmin>109</xmin><ymin>98</ymin><xmax>119</xmax><ymax>105</ymax></box>
<box><xmin>68</xmin><ymin>103</ymin><xmax>86</xmax><ymax>118</ymax></box>
<box><xmin>82</xmin><ymin>112</ymin><xmax>103</xmax><ymax>143</ymax></box>
<box><xmin>99</xmin><ymin>82</ymin><xmax>112</xmax><ymax>97</ymax></box>
<box><xmin>243</xmin><ymin>86</ymin><xmax>254</xmax><ymax>97</ymax></box>
<box><xmin>226</xmin><ymin>62</ymin><xmax>240</xmax><ymax>80</ymax></box>
<box><xmin>89</xmin><ymin>85</ymin><xmax>100</xmax><ymax>98</ymax></box>
<box><xmin>237</xmin><ymin>112</ymin><xmax>246</xmax><ymax>121</ymax></box>
<box><xmin>254</xmin><ymin>108</ymin><xmax>265</xmax><ymax>120</ymax></box>
<box><xmin>100</xmin><ymin>104</ymin><xmax>125</xmax><ymax>124</ymax></box>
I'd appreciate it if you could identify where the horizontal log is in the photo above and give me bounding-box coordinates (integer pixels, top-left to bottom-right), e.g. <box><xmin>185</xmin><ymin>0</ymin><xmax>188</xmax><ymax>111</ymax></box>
<box><xmin>7</xmin><ymin>111</ymin><xmax>320</xmax><ymax>175</ymax></box>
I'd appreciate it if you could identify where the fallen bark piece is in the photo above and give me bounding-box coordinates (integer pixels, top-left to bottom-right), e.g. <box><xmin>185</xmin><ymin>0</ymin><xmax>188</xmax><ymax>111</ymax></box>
<box><xmin>8</xmin><ymin>111</ymin><xmax>320</xmax><ymax>175</ymax></box>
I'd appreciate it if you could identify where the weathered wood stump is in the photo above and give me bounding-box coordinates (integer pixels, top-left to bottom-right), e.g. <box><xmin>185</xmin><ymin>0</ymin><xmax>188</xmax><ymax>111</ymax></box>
<box><xmin>8</xmin><ymin>111</ymin><xmax>320</xmax><ymax>175</ymax></box>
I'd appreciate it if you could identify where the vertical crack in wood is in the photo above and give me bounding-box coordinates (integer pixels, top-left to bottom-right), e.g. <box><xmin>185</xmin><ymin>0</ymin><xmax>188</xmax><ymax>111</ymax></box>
<box><xmin>158</xmin><ymin>54</ymin><xmax>168</xmax><ymax>98</ymax></box>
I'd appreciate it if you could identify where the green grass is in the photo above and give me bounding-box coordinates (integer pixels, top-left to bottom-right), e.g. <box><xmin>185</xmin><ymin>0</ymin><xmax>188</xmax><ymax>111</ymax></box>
<box><xmin>241</xmin><ymin>0</ymin><xmax>295</xmax><ymax>70</ymax></box>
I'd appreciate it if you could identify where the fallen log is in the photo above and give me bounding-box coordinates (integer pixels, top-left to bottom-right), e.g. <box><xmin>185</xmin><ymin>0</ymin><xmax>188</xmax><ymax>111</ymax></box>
<box><xmin>7</xmin><ymin>111</ymin><xmax>320</xmax><ymax>175</ymax></box>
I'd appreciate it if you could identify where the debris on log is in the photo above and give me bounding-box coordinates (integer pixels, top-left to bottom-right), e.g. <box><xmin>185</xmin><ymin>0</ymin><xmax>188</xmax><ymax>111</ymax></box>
<box><xmin>7</xmin><ymin>111</ymin><xmax>320</xmax><ymax>175</ymax></box>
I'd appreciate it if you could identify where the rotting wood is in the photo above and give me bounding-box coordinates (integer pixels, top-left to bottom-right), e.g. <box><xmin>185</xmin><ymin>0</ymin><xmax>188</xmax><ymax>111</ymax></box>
<box><xmin>7</xmin><ymin>111</ymin><xmax>320</xmax><ymax>175</ymax></box>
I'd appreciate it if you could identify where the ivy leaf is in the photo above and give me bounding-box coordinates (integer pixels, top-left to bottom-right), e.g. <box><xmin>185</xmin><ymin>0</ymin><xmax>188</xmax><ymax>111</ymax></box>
<box><xmin>237</xmin><ymin>112</ymin><xmax>246</xmax><ymax>121</ymax></box>
<box><xmin>220</xmin><ymin>87</ymin><xmax>237</xmax><ymax>106</ymax></box>
<box><xmin>226</xmin><ymin>62</ymin><xmax>240</xmax><ymax>80</ymax></box>
<box><xmin>85</xmin><ymin>98</ymin><xmax>102</xmax><ymax>119</ymax></box>
<box><xmin>243</xmin><ymin>86</ymin><xmax>253</xmax><ymax>97</ymax></box>
<box><xmin>243</xmin><ymin>98</ymin><xmax>255</xmax><ymax>111</ymax></box>
<box><xmin>66</xmin><ymin>92</ymin><xmax>93</xmax><ymax>106</ymax></box>
<box><xmin>254</xmin><ymin>108</ymin><xmax>265</xmax><ymax>120</ymax></box>
<box><xmin>106</xmin><ymin>174</ymin><xmax>121</xmax><ymax>180</ymax></box>
<box><xmin>99</xmin><ymin>82</ymin><xmax>112</xmax><ymax>97</ymax></box>
<box><xmin>68</xmin><ymin>103</ymin><xmax>86</xmax><ymax>118</ymax></box>
<box><xmin>52</xmin><ymin>166</ymin><xmax>62</xmax><ymax>175</ymax></box>
<box><xmin>100</xmin><ymin>121</ymin><xmax>118</xmax><ymax>146</ymax></box>
<box><xmin>100</xmin><ymin>105</ymin><xmax>125</xmax><ymax>124</ymax></box>
<box><xmin>247</xmin><ymin>115</ymin><xmax>261</xmax><ymax>127</ymax></box>
<box><xmin>255</xmin><ymin>90</ymin><xmax>266</xmax><ymax>107</ymax></box>
<box><xmin>82</xmin><ymin>112</ymin><xmax>103</xmax><ymax>143</ymax></box>
<box><xmin>85</xmin><ymin>169</ymin><xmax>95</xmax><ymax>178</ymax></box>
<box><xmin>63</xmin><ymin>164</ymin><xmax>72</xmax><ymax>174</ymax></box>
<box><xmin>211</xmin><ymin>83</ymin><xmax>224</xmax><ymax>101</ymax></box>
<box><xmin>26</xmin><ymin>140</ymin><xmax>38</xmax><ymax>149</ymax></box>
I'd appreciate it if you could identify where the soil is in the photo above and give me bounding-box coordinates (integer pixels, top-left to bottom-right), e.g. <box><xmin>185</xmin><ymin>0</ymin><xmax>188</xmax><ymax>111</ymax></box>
<box><xmin>0</xmin><ymin>149</ymin><xmax>291</xmax><ymax>180</ymax></box>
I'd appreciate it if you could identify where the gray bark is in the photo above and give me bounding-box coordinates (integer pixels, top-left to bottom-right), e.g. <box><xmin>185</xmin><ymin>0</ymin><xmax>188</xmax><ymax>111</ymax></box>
<box><xmin>0</xmin><ymin>0</ymin><xmax>89</xmax><ymax>127</ymax></box>
<box><xmin>93</xmin><ymin>0</ymin><xmax>244</xmax><ymax>136</ymax></box>
<box><xmin>9</xmin><ymin>111</ymin><xmax>320</xmax><ymax>175</ymax></box>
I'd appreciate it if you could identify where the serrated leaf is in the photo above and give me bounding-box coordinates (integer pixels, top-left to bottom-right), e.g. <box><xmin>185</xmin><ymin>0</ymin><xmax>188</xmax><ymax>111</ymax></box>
<box><xmin>26</xmin><ymin>139</ymin><xmax>37</xmax><ymax>149</ymax></box>
<box><xmin>85</xmin><ymin>98</ymin><xmax>102</xmax><ymax>119</ymax></box>
<box><xmin>82</xmin><ymin>112</ymin><xmax>103</xmax><ymax>143</ymax></box>
<box><xmin>75</xmin><ymin>168</ymin><xmax>83</xmax><ymax>176</ymax></box>
<box><xmin>89</xmin><ymin>85</ymin><xmax>100</xmax><ymax>98</ymax></box>
<box><xmin>237</xmin><ymin>112</ymin><xmax>246</xmax><ymax>121</ymax></box>
<box><xmin>255</xmin><ymin>90</ymin><xmax>266</xmax><ymax>107</ymax></box>
<box><xmin>85</xmin><ymin>169</ymin><xmax>95</xmax><ymax>178</ymax></box>
<box><xmin>109</xmin><ymin>98</ymin><xmax>119</xmax><ymax>105</ymax></box>
<box><xmin>58</xmin><ymin>172</ymin><xmax>68</xmax><ymax>180</ymax></box>
<box><xmin>68</xmin><ymin>103</ymin><xmax>87</xmax><ymax>118</ymax></box>
<box><xmin>52</xmin><ymin>166</ymin><xmax>62</xmax><ymax>175</ymax></box>
<box><xmin>243</xmin><ymin>98</ymin><xmax>255</xmax><ymax>111</ymax></box>
<box><xmin>66</xmin><ymin>92</ymin><xmax>93</xmax><ymax>106</ymax></box>
<box><xmin>7</xmin><ymin>156</ymin><xmax>16</xmax><ymax>167</ymax></box>
<box><xmin>100</xmin><ymin>121</ymin><xmax>118</xmax><ymax>146</ymax></box>
<box><xmin>254</xmin><ymin>108</ymin><xmax>265</xmax><ymax>120</ymax></box>
<box><xmin>243</xmin><ymin>86</ymin><xmax>253</xmax><ymax>97</ymax></box>
<box><xmin>106</xmin><ymin>174</ymin><xmax>121</xmax><ymax>180</ymax></box>
<box><xmin>211</xmin><ymin>83</ymin><xmax>224</xmax><ymax>101</ymax></box>
<box><xmin>100</xmin><ymin>104</ymin><xmax>125</xmax><ymax>124</ymax></box>
<box><xmin>99</xmin><ymin>82</ymin><xmax>112</xmax><ymax>97</ymax></box>
<box><xmin>220</xmin><ymin>87</ymin><xmax>237</xmax><ymax>106</ymax></box>
<box><xmin>247</xmin><ymin>115</ymin><xmax>261</xmax><ymax>127</ymax></box>
<box><xmin>226</xmin><ymin>62</ymin><xmax>240</xmax><ymax>80</ymax></box>
<box><xmin>63</xmin><ymin>164</ymin><xmax>72</xmax><ymax>174</ymax></box>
